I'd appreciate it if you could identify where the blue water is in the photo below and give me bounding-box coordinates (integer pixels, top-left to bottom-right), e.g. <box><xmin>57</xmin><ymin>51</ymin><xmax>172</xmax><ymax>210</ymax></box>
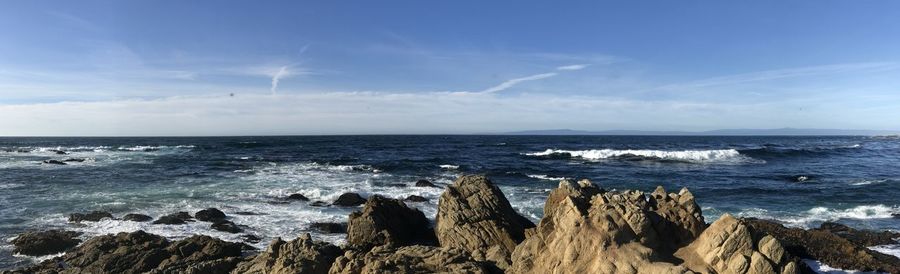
<box><xmin>1</xmin><ymin>135</ymin><xmax>899</xmax><ymax>269</ymax></box>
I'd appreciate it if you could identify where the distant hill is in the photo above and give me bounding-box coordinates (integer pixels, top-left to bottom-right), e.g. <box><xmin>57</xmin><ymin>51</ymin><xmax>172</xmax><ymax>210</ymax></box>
<box><xmin>503</xmin><ymin>128</ymin><xmax>900</xmax><ymax>136</ymax></box>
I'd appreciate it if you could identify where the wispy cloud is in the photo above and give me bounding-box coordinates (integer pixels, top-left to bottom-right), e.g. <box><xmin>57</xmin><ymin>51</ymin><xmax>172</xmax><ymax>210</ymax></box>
<box><xmin>656</xmin><ymin>62</ymin><xmax>899</xmax><ymax>90</ymax></box>
<box><xmin>479</xmin><ymin>63</ymin><xmax>591</xmax><ymax>93</ymax></box>
<box><xmin>271</xmin><ymin>66</ymin><xmax>290</xmax><ymax>94</ymax></box>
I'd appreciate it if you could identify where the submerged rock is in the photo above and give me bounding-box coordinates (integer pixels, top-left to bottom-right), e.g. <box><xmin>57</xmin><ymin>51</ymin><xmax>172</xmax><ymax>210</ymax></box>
<box><xmin>414</xmin><ymin>179</ymin><xmax>437</xmax><ymax>188</ymax></box>
<box><xmin>347</xmin><ymin>195</ymin><xmax>436</xmax><ymax>250</ymax></box>
<box><xmin>42</xmin><ymin>159</ymin><xmax>67</xmax><ymax>165</ymax></box>
<box><xmin>63</xmin><ymin>158</ymin><xmax>86</xmax><ymax>162</ymax></box>
<box><xmin>195</xmin><ymin>208</ymin><xmax>227</xmax><ymax>222</ymax></box>
<box><xmin>404</xmin><ymin>195</ymin><xmax>428</xmax><ymax>202</ymax></box>
<box><xmin>211</xmin><ymin>220</ymin><xmax>243</xmax><ymax>233</ymax></box>
<box><xmin>329</xmin><ymin>245</ymin><xmax>490</xmax><ymax>274</ymax></box>
<box><xmin>241</xmin><ymin>234</ymin><xmax>262</xmax><ymax>244</ymax></box>
<box><xmin>69</xmin><ymin>211</ymin><xmax>113</xmax><ymax>223</ymax></box>
<box><xmin>122</xmin><ymin>213</ymin><xmax>153</xmax><ymax>222</ymax></box>
<box><xmin>310</xmin><ymin>222</ymin><xmax>347</xmax><ymax>234</ymax></box>
<box><xmin>333</xmin><ymin>193</ymin><xmax>366</xmax><ymax>207</ymax></box>
<box><xmin>288</xmin><ymin>193</ymin><xmax>310</xmax><ymax>201</ymax></box>
<box><xmin>11</xmin><ymin>230</ymin><xmax>82</xmax><ymax>256</ymax></box>
<box><xmin>436</xmin><ymin>175</ymin><xmax>534</xmax><ymax>270</ymax></box>
<box><xmin>309</xmin><ymin>201</ymin><xmax>329</xmax><ymax>207</ymax></box>
<box><xmin>231</xmin><ymin>234</ymin><xmax>341</xmax><ymax>274</ymax></box>
<box><xmin>746</xmin><ymin>218</ymin><xmax>900</xmax><ymax>273</ymax></box>
<box><xmin>153</xmin><ymin>212</ymin><xmax>194</xmax><ymax>225</ymax></box>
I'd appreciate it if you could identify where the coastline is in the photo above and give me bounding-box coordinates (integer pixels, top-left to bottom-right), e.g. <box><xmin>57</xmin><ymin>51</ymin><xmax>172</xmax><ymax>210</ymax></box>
<box><xmin>4</xmin><ymin>175</ymin><xmax>899</xmax><ymax>274</ymax></box>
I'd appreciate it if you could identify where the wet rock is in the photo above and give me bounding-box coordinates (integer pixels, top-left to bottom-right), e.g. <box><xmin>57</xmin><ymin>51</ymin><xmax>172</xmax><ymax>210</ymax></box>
<box><xmin>50</xmin><ymin>150</ymin><xmax>67</xmax><ymax>155</ymax></box>
<box><xmin>330</xmin><ymin>245</ymin><xmax>490</xmax><ymax>274</ymax></box>
<box><xmin>122</xmin><ymin>213</ymin><xmax>153</xmax><ymax>222</ymax></box>
<box><xmin>231</xmin><ymin>234</ymin><xmax>341</xmax><ymax>274</ymax></box>
<box><xmin>211</xmin><ymin>220</ymin><xmax>243</xmax><ymax>233</ymax></box>
<box><xmin>287</xmin><ymin>193</ymin><xmax>310</xmax><ymax>201</ymax></box>
<box><xmin>195</xmin><ymin>208</ymin><xmax>227</xmax><ymax>222</ymax></box>
<box><xmin>241</xmin><ymin>234</ymin><xmax>262</xmax><ymax>244</ymax></box>
<box><xmin>69</xmin><ymin>211</ymin><xmax>113</xmax><ymax>223</ymax></box>
<box><xmin>332</xmin><ymin>193</ymin><xmax>366</xmax><ymax>207</ymax></box>
<box><xmin>675</xmin><ymin>214</ymin><xmax>799</xmax><ymax>274</ymax></box>
<box><xmin>387</xmin><ymin>183</ymin><xmax>407</xmax><ymax>188</ymax></box>
<box><xmin>234</xmin><ymin>211</ymin><xmax>265</xmax><ymax>215</ymax></box>
<box><xmin>414</xmin><ymin>179</ymin><xmax>437</xmax><ymax>188</ymax></box>
<box><xmin>436</xmin><ymin>175</ymin><xmax>534</xmax><ymax>270</ymax></box>
<box><xmin>11</xmin><ymin>230</ymin><xmax>171</xmax><ymax>273</ymax></box>
<box><xmin>11</xmin><ymin>230</ymin><xmax>82</xmax><ymax>256</ymax></box>
<box><xmin>746</xmin><ymin>218</ymin><xmax>900</xmax><ymax>273</ymax></box>
<box><xmin>310</xmin><ymin>222</ymin><xmax>347</xmax><ymax>234</ymax></box>
<box><xmin>347</xmin><ymin>195</ymin><xmax>436</xmax><ymax>250</ymax></box>
<box><xmin>153</xmin><ymin>212</ymin><xmax>193</xmax><ymax>225</ymax></box>
<box><xmin>404</xmin><ymin>195</ymin><xmax>428</xmax><ymax>202</ymax></box>
<box><xmin>309</xmin><ymin>201</ymin><xmax>329</xmax><ymax>207</ymax></box>
<box><xmin>818</xmin><ymin>221</ymin><xmax>900</xmax><ymax>246</ymax></box>
<box><xmin>152</xmin><ymin>235</ymin><xmax>247</xmax><ymax>274</ymax></box>
<box><xmin>42</xmin><ymin>159</ymin><xmax>67</xmax><ymax>165</ymax></box>
<box><xmin>63</xmin><ymin>158</ymin><xmax>86</xmax><ymax>162</ymax></box>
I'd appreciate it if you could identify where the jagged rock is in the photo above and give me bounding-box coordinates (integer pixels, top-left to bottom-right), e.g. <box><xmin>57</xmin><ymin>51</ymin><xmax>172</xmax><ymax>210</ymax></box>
<box><xmin>150</xmin><ymin>235</ymin><xmax>246</xmax><ymax>274</ymax></box>
<box><xmin>288</xmin><ymin>193</ymin><xmax>310</xmax><ymax>201</ymax></box>
<box><xmin>63</xmin><ymin>158</ymin><xmax>86</xmax><ymax>162</ymax></box>
<box><xmin>414</xmin><ymin>180</ymin><xmax>437</xmax><ymax>188</ymax></box>
<box><xmin>195</xmin><ymin>208</ymin><xmax>227</xmax><ymax>222</ymax></box>
<box><xmin>211</xmin><ymin>220</ymin><xmax>243</xmax><ymax>233</ymax></box>
<box><xmin>404</xmin><ymin>195</ymin><xmax>428</xmax><ymax>202</ymax></box>
<box><xmin>231</xmin><ymin>234</ymin><xmax>341</xmax><ymax>274</ymax></box>
<box><xmin>333</xmin><ymin>193</ymin><xmax>366</xmax><ymax>207</ymax></box>
<box><xmin>69</xmin><ymin>211</ymin><xmax>113</xmax><ymax>222</ymax></box>
<box><xmin>649</xmin><ymin>186</ymin><xmax>707</xmax><ymax>252</ymax></box>
<box><xmin>745</xmin><ymin>218</ymin><xmax>900</xmax><ymax>273</ymax></box>
<box><xmin>122</xmin><ymin>213</ymin><xmax>153</xmax><ymax>222</ymax></box>
<box><xmin>435</xmin><ymin>175</ymin><xmax>534</xmax><ymax>269</ymax></box>
<box><xmin>310</xmin><ymin>222</ymin><xmax>347</xmax><ymax>234</ymax></box>
<box><xmin>154</xmin><ymin>212</ymin><xmax>194</xmax><ymax>225</ymax></box>
<box><xmin>329</xmin><ymin>245</ymin><xmax>490</xmax><ymax>274</ymax></box>
<box><xmin>510</xmin><ymin>183</ymin><xmax>689</xmax><ymax>274</ymax></box>
<box><xmin>675</xmin><ymin>214</ymin><xmax>798</xmax><ymax>274</ymax></box>
<box><xmin>42</xmin><ymin>159</ymin><xmax>67</xmax><ymax>165</ymax></box>
<box><xmin>346</xmin><ymin>195</ymin><xmax>436</xmax><ymax>250</ymax></box>
<box><xmin>11</xmin><ymin>230</ymin><xmax>82</xmax><ymax>256</ymax></box>
<box><xmin>818</xmin><ymin>221</ymin><xmax>900</xmax><ymax>246</ymax></box>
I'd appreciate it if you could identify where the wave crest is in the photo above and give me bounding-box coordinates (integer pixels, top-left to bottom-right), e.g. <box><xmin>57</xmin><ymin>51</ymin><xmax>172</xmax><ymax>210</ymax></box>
<box><xmin>526</xmin><ymin>148</ymin><xmax>750</xmax><ymax>163</ymax></box>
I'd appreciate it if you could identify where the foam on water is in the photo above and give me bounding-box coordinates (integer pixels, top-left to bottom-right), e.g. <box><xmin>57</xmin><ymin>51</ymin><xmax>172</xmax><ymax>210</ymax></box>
<box><xmin>525</xmin><ymin>148</ymin><xmax>753</xmax><ymax>163</ymax></box>
<box><xmin>850</xmin><ymin>179</ymin><xmax>888</xmax><ymax>186</ymax></box>
<box><xmin>735</xmin><ymin>205</ymin><xmax>900</xmax><ymax>228</ymax></box>
<box><xmin>802</xmin><ymin>259</ymin><xmax>881</xmax><ymax>274</ymax></box>
<box><xmin>439</xmin><ymin>164</ymin><xmax>459</xmax><ymax>170</ymax></box>
<box><xmin>869</xmin><ymin>244</ymin><xmax>900</xmax><ymax>259</ymax></box>
<box><xmin>526</xmin><ymin>174</ymin><xmax>568</xmax><ymax>181</ymax></box>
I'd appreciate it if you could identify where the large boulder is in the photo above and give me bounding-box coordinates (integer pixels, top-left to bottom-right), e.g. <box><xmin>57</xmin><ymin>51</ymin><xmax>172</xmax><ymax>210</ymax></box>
<box><xmin>5</xmin><ymin>231</ymin><xmax>247</xmax><ymax>274</ymax></box>
<box><xmin>123</xmin><ymin>213</ymin><xmax>153</xmax><ymax>222</ymax></box>
<box><xmin>329</xmin><ymin>245</ymin><xmax>490</xmax><ymax>274</ymax></box>
<box><xmin>435</xmin><ymin>175</ymin><xmax>535</xmax><ymax>269</ymax></box>
<box><xmin>68</xmin><ymin>211</ymin><xmax>113</xmax><ymax>223</ymax></box>
<box><xmin>231</xmin><ymin>234</ymin><xmax>342</xmax><ymax>274</ymax></box>
<box><xmin>648</xmin><ymin>186</ymin><xmax>707</xmax><ymax>253</ymax></box>
<box><xmin>745</xmin><ymin>218</ymin><xmax>900</xmax><ymax>273</ymax></box>
<box><xmin>11</xmin><ymin>230</ymin><xmax>82</xmax><ymax>256</ymax></box>
<box><xmin>509</xmin><ymin>183</ymin><xmax>689</xmax><ymax>274</ymax></box>
<box><xmin>675</xmin><ymin>214</ymin><xmax>799</xmax><ymax>274</ymax></box>
<box><xmin>346</xmin><ymin>195</ymin><xmax>436</xmax><ymax>250</ymax></box>
<box><xmin>333</xmin><ymin>193</ymin><xmax>367</xmax><ymax>207</ymax></box>
<box><xmin>195</xmin><ymin>208</ymin><xmax>227</xmax><ymax>222</ymax></box>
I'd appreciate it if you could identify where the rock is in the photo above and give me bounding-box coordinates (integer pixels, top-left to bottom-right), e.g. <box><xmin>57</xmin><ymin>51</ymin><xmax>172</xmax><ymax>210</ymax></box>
<box><xmin>195</xmin><ymin>208</ymin><xmax>227</xmax><ymax>222</ymax></box>
<box><xmin>11</xmin><ymin>230</ymin><xmax>82</xmax><ymax>256</ymax></box>
<box><xmin>241</xmin><ymin>234</ymin><xmax>262</xmax><ymax>244</ymax></box>
<box><xmin>404</xmin><ymin>195</ymin><xmax>428</xmax><ymax>202</ymax></box>
<box><xmin>675</xmin><ymin>214</ymin><xmax>798</xmax><ymax>274</ymax></box>
<box><xmin>211</xmin><ymin>220</ymin><xmax>243</xmax><ymax>233</ymax></box>
<box><xmin>436</xmin><ymin>175</ymin><xmax>535</xmax><ymax>270</ymax></box>
<box><xmin>51</xmin><ymin>150</ymin><xmax>67</xmax><ymax>155</ymax></box>
<box><xmin>63</xmin><ymin>158</ymin><xmax>86</xmax><ymax>162</ymax></box>
<box><xmin>509</xmin><ymin>183</ymin><xmax>689</xmax><ymax>274</ymax></box>
<box><xmin>231</xmin><ymin>234</ymin><xmax>341</xmax><ymax>274</ymax></box>
<box><xmin>347</xmin><ymin>195</ymin><xmax>436</xmax><ymax>250</ymax></box>
<box><xmin>329</xmin><ymin>245</ymin><xmax>490</xmax><ymax>274</ymax></box>
<box><xmin>151</xmin><ymin>235</ymin><xmax>247</xmax><ymax>274</ymax></box>
<box><xmin>310</xmin><ymin>222</ymin><xmax>347</xmax><ymax>234</ymax></box>
<box><xmin>42</xmin><ymin>159</ymin><xmax>67</xmax><ymax>165</ymax></box>
<box><xmin>817</xmin><ymin>221</ymin><xmax>900</xmax><ymax>246</ymax></box>
<box><xmin>414</xmin><ymin>179</ymin><xmax>437</xmax><ymax>188</ymax></box>
<box><xmin>12</xmin><ymin>230</ymin><xmax>172</xmax><ymax>273</ymax></box>
<box><xmin>310</xmin><ymin>201</ymin><xmax>329</xmax><ymax>207</ymax></box>
<box><xmin>893</xmin><ymin>213</ymin><xmax>900</xmax><ymax>219</ymax></box>
<box><xmin>387</xmin><ymin>184</ymin><xmax>407</xmax><ymax>188</ymax></box>
<box><xmin>288</xmin><ymin>193</ymin><xmax>310</xmax><ymax>201</ymax></box>
<box><xmin>153</xmin><ymin>212</ymin><xmax>194</xmax><ymax>225</ymax></box>
<box><xmin>122</xmin><ymin>213</ymin><xmax>153</xmax><ymax>222</ymax></box>
<box><xmin>69</xmin><ymin>211</ymin><xmax>113</xmax><ymax>222</ymax></box>
<box><xmin>333</xmin><ymin>193</ymin><xmax>366</xmax><ymax>207</ymax></box>
<box><xmin>745</xmin><ymin>218</ymin><xmax>900</xmax><ymax>273</ymax></box>
<box><xmin>648</xmin><ymin>186</ymin><xmax>707</xmax><ymax>252</ymax></box>
<box><xmin>235</xmin><ymin>211</ymin><xmax>265</xmax><ymax>215</ymax></box>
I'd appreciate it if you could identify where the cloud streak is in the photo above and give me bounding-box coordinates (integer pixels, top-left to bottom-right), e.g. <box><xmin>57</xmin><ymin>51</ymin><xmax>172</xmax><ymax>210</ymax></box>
<box><xmin>656</xmin><ymin>62</ymin><xmax>899</xmax><ymax>90</ymax></box>
<box><xmin>271</xmin><ymin>66</ymin><xmax>290</xmax><ymax>94</ymax></box>
<box><xmin>479</xmin><ymin>63</ymin><xmax>591</xmax><ymax>93</ymax></box>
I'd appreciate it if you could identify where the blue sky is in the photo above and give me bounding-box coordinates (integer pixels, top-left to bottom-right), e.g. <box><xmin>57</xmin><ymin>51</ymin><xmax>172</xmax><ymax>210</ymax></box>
<box><xmin>1</xmin><ymin>1</ymin><xmax>899</xmax><ymax>135</ymax></box>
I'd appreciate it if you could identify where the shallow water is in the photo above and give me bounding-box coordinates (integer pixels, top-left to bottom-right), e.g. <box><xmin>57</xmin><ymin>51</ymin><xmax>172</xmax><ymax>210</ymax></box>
<box><xmin>1</xmin><ymin>135</ymin><xmax>899</xmax><ymax>269</ymax></box>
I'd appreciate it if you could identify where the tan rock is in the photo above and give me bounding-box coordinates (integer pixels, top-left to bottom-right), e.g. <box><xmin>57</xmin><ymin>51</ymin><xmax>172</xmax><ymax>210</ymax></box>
<box><xmin>434</xmin><ymin>175</ymin><xmax>534</xmax><ymax>269</ymax></box>
<box><xmin>675</xmin><ymin>214</ymin><xmax>796</xmax><ymax>274</ymax></box>
<box><xmin>328</xmin><ymin>245</ymin><xmax>490</xmax><ymax>274</ymax></box>
<box><xmin>231</xmin><ymin>234</ymin><xmax>342</xmax><ymax>274</ymax></box>
<box><xmin>346</xmin><ymin>195</ymin><xmax>436</xmax><ymax>250</ymax></box>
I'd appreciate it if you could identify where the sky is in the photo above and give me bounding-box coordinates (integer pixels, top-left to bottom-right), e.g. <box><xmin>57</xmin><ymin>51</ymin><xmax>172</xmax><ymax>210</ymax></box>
<box><xmin>1</xmin><ymin>1</ymin><xmax>899</xmax><ymax>136</ymax></box>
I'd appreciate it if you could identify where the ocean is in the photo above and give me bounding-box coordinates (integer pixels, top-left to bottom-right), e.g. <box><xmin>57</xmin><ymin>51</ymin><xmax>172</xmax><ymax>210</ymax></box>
<box><xmin>1</xmin><ymin>135</ymin><xmax>899</xmax><ymax>270</ymax></box>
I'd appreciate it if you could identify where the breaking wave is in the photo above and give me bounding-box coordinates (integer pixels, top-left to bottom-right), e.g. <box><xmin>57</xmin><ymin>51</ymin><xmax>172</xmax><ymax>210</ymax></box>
<box><xmin>525</xmin><ymin>148</ymin><xmax>752</xmax><ymax>163</ymax></box>
<box><xmin>735</xmin><ymin>204</ymin><xmax>900</xmax><ymax>228</ymax></box>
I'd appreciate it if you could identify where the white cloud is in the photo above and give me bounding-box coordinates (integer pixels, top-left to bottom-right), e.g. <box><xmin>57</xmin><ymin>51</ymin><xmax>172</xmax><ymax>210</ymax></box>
<box><xmin>271</xmin><ymin>66</ymin><xmax>290</xmax><ymax>94</ymax></box>
<box><xmin>656</xmin><ymin>62</ymin><xmax>899</xmax><ymax>90</ymax></box>
<box><xmin>480</xmin><ymin>73</ymin><xmax>558</xmax><ymax>93</ymax></box>
<box><xmin>556</xmin><ymin>64</ymin><xmax>590</xmax><ymax>71</ymax></box>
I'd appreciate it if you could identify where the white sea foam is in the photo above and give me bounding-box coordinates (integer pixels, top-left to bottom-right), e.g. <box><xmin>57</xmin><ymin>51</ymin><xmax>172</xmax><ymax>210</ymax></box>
<box><xmin>802</xmin><ymin>259</ymin><xmax>881</xmax><ymax>274</ymax></box>
<box><xmin>869</xmin><ymin>244</ymin><xmax>900</xmax><ymax>259</ymax></box>
<box><xmin>525</xmin><ymin>148</ymin><xmax>751</xmax><ymax>163</ymax></box>
<box><xmin>439</xmin><ymin>164</ymin><xmax>459</xmax><ymax>170</ymax></box>
<box><xmin>850</xmin><ymin>179</ymin><xmax>887</xmax><ymax>186</ymax></box>
<box><xmin>735</xmin><ymin>205</ymin><xmax>900</xmax><ymax>228</ymax></box>
<box><xmin>526</xmin><ymin>174</ymin><xmax>568</xmax><ymax>181</ymax></box>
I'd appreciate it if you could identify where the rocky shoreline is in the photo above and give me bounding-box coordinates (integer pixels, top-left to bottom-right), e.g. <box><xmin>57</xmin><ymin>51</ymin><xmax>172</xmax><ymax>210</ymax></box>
<box><xmin>4</xmin><ymin>175</ymin><xmax>900</xmax><ymax>274</ymax></box>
